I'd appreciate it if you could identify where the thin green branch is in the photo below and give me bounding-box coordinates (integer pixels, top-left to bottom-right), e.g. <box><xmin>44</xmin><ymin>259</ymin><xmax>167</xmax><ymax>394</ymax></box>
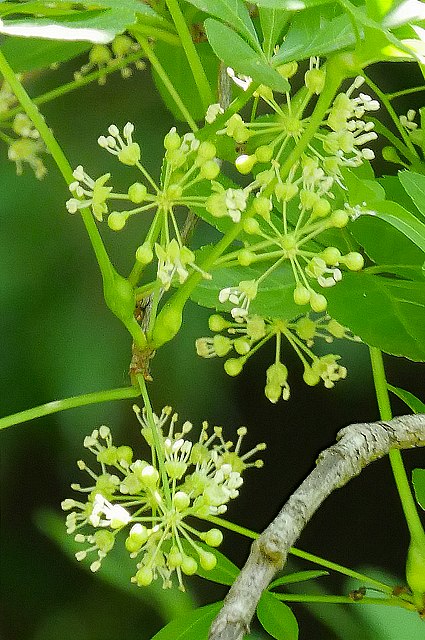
<box><xmin>369</xmin><ymin>347</ymin><xmax>425</xmax><ymax>546</ymax></box>
<box><xmin>164</xmin><ymin>0</ymin><xmax>212</xmax><ymax>111</ymax></box>
<box><xmin>0</xmin><ymin>386</ymin><xmax>141</xmax><ymax>431</ymax></box>
<box><xmin>130</xmin><ymin>30</ymin><xmax>198</xmax><ymax>132</ymax></box>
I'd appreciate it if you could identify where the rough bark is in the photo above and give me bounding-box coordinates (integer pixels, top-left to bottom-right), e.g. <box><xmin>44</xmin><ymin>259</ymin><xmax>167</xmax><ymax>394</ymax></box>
<box><xmin>208</xmin><ymin>414</ymin><xmax>425</xmax><ymax>640</ymax></box>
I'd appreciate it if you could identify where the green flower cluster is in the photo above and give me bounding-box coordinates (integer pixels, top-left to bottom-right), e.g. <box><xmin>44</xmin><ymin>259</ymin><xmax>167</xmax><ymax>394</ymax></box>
<box><xmin>74</xmin><ymin>35</ymin><xmax>146</xmax><ymax>84</ymax></box>
<box><xmin>0</xmin><ymin>79</ymin><xmax>48</xmax><ymax>179</ymax></box>
<box><xmin>66</xmin><ymin>122</ymin><xmax>219</xmax><ymax>290</ymax></box>
<box><xmin>196</xmin><ymin>313</ymin><xmax>360</xmax><ymax>403</ymax></box>
<box><xmin>62</xmin><ymin>405</ymin><xmax>265</xmax><ymax>590</ymax></box>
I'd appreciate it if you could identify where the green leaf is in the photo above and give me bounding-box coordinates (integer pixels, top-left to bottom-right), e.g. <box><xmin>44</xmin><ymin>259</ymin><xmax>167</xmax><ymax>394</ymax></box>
<box><xmin>192</xmin><ymin>259</ymin><xmax>302</xmax><ymax>320</ymax></box>
<box><xmin>399</xmin><ymin>170</ymin><xmax>425</xmax><ymax>220</ymax></box>
<box><xmin>259</xmin><ymin>7</ymin><xmax>290</xmax><ymax>58</ymax></box>
<box><xmin>0</xmin><ymin>0</ymin><xmax>153</xmax><ymax>43</ymax></box>
<box><xmin>0</xmin><ymin>35</ymin><xmax>90</xmax><ymax>71</ymax></box>
<box><xmin>205</xmin><ymin>18</ymin><xmax>290</xmax><ymax>93</ymax></box>
<box><xmin>180</xmin><ymin>539</ymin><xmax>240</xmax><ymax>586</ymax></box>
<box><xmin>253</xmin><ymin>0</ymin><xmax>331</xmax><ymax>7</ymax></box>
<box><xmin>257</xmin><ymin>591</ymin><xmax>299</xmax><ymax>640</ymax></box>
<box><xmin>269</xmin><ymin>570</ymin><xmax>329</xmax><ymax>589</ymax></box>
<box><xmin>387</xmin><ymin>385</ymin><xmax>425</xmax><ymax>413</ymax></box>
<box><xmin>35</xmin><ymin>509</ymin><xmax>194</xmax><ymax>620</ymax></box>
<box><xmin>363</xmin><ymin>200</ymin><xmax>425</xmax><ymax>255</ymax></box>
<box><xmin>325</xmin><ymin>271</ymin><xmax>425</xmax><ymax>361</ymax></box>
<box><xmin>412</xmin><ymin>469</ymin><xmax>425</xmax><ymax>510</ymax></box>
<box><xmin>272</xmin><ymin>8</ymin><xmax>358</xmax><ymax>64</ymax></box>
<box><xmin>152</xmin><ymin>40</ymin><xmax>219</xmax><ymax>122</ymax></box>
<box><xmin>150</xmin><ymin>602</ymin><xmax>223</xmax><ymax>640</ymax></box>
<box><xmin>184</xmin><ymin>0</ymin><xmax>261</xmax><ymax>52</ymax></box>
<box><xmin>351</xmin><ymin>216</ymin><xmax>425</xmax><ymax>267</ymax></box>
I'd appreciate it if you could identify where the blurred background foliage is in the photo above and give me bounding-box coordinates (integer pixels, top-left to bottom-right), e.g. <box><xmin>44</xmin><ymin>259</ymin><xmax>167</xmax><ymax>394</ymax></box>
<box><xmin>1</xmin><ymin>47</ymin><xmax>424</xmax><ymax>640</ymax></box>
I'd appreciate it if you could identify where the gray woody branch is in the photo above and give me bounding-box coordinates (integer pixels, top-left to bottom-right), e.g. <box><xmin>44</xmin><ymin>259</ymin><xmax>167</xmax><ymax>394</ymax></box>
<box><xmin>208</xmin><ymin>414</ymin><xmax>425</xmax><ymax>640</ymax></box>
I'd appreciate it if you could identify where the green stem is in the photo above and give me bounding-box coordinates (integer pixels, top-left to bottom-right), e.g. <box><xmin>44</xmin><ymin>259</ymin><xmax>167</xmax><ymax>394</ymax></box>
<box><xmin>0</xmin><ymin>49</ymin><xmax>113</xmax><ymax>278</ymax></box>
<box><xmin>202</xmin><ymin>515</ymin><xmax>395</xmax><ymax>593</ymax></box>
<box><xmin>279</xmin><ymin>54</ymin><xmax>347</xmax><ymax>180</ymax></box>
<box><xmin>0</xmin><ymin>50</ymin><xmax>146</xmax><ymax>347</ymax></box>
<box><xmin>273</xmin><ymin>593</ymin><xmax>415</xmax><ymax>610</ymax></box>
<box><xmin>164</xmin><ymin>0</ymin><xmax>212</xmax><ymax>111</ymax></box>
<box><xmin>0</xmin><ymin>386</ymin><xmax>141</xmax><ymax>431</ymax></box>
<box><xmin>369</xmin><ymin>347</ymin><xmax>425</xmax><ymax>546</ymax></box>
<box><xmin>137</xmin><ymin>375</ymin><xmax>172</xmax><ymax>506</ymax></box>
<box><xmin>131</xmin><ymin>31</ymin><xmax>198</xmax><ymax>132</ymax></box>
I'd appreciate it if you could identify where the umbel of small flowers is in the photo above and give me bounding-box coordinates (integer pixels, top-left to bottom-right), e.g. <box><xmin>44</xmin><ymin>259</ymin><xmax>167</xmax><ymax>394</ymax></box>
<box><xmin>0</xmin><ymin>79</ymin><xmax>48</xmax><ymax>179</ymax></box>
<box><xmin>62</xmin><ymin>405</ymin><xmax>265</xmax><ymax>590</ymax></box>
<box><xmin>196</xmin><ymin>313</ymin><xmax>361</xmax><ymax>403</ymax></box>
<box><xmin>205</xmin><ymin>63</ymin><xmax>378</xmax><ymax>317</ymax></box>
<box><xmin>66</xmin><ymin>122</ymin><xmax>219</xmax><ymax>290</ymax></box>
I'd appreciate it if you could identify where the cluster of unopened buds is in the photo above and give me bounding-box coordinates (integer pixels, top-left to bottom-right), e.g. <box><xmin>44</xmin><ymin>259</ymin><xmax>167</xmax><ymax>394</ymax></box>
<box><xmin>196</xmin><ymin>313</ymin><xmax>360</xmax><ymax>403</ymax></box>
<box><xmin>0</xmin><ymin>79</ymin><xmax>48</xmax><ymax>179</ymax></box>
<box><xmin>74</xmin><ymin>35</ymin><xmax>146</xmax><ymax>84</ymax></box>
<box><xmin>62</xmin><ymin>405</ymin><xmax>265</xmax><ymax>590</ymax></box>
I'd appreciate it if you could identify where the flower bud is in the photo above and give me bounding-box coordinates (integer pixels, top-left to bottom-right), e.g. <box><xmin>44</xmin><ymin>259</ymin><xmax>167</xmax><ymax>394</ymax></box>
<box><xmin>128</xmin><ymin>182</ymin><xmax>147</xmax><ymax>203</ymax></box>
<box><xmin>224</xmin><ymin>357</ymin><xmax>244</xmax><ymax>377</ymax></box>
<box><xmin>135</xmin><ymin>243</ymin><xmax>153</xmax><ymax>265</ymax></box>
<box><xmin>203</xmin><ymin>528</ymin><xmax>223</xmax><ymax>547</ymax></box>
<box><xmin>310</xmin><ymin>292</ymin><xmax>327</xmax><ymax>312</ymax></box>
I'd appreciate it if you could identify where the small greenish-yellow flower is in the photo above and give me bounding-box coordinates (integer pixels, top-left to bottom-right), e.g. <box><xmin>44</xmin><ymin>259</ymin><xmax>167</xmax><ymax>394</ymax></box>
<box><xmin>66</xmin><ymin>166</ymin><xmax>112</xmax><ymax>220</ymax></box>
<box><xmin>62</xmin><ymin>405</ymin><xmax>265</xmax><ymax>590</ymax></box>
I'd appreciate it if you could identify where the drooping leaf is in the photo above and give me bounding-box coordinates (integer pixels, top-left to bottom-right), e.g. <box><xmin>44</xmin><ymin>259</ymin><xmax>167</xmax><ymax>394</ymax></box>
<box><xmin>257</xmin><ymin>591</ymin><xmax>299</xmax><ymax>640</ymax></box>
<box><xmin>184</xmin><ymin>0</ymin><xmax>261</xmax><ymax>52</ymax></box>
<box><xmin>399</xmin><ymin>170</ymin><xmax>425</xmax><ymax>220</ymax></box>
<box><xmin>387</xmin><ymin>385</ymin><xmax>425</xmax><ymax>413</ymax></box>
<box><xmin>412</xmin><ymin>469</ymin><xmax>425</xmax><ymax>510</ymax></box>
<box><xmin>205</xmin><ymin>18</ymin><xmax>290</xmax><ymax>93</ymax></box>
<box><xmin>325</xmin><ymin>271</ymin><xmax>425</xmax><ymax>361</ymax></box>
<box><xmin>269</xmin><ymin>570</ymin><xmax>329</xmax><ymax>589</ymax></box>
<box><xmin>150</xmin><ymin>602</ymin><xmax>223</xmax><ymax>640</ymax></box>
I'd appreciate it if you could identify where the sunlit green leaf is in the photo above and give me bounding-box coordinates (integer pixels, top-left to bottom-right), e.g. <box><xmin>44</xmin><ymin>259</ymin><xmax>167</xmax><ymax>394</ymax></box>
<box><xmin>272</xmin><ymin>8</ymin><xmax>358</xmax><ymax>63</ymax></box>
<box><xmin>259</xmin><ymin>7</ymin><xmax>290</xmax><ymax>58</ymax></box>
<box><xmin>205</xmin><ymin>18</ymin><xmax>290</xmax><ymax>92</ymax></box>
<box><xmin>0</xmin><ymin>35</ymin><xmax>89</xmax><ymax>71</ymax></box>
<box><xmin>387</xmin><ymin>385</ymin><xmax>425</xmax><ymax>413</ymax></box>
<box><xmin>253</xmin><ymin>0</ymin><xmax>331</xmax><ymax>8</ymax></box>
<box><xmin>362</xmin><ymin>200</ymin><xmax>425</xmax><ymax>254</ymax></box>
<box><xmin>399</xmin><ymin>170</ymin><xmax>425</xmax><ymax>220</ymax></box>
<box><xmin>325</xmin><ymin>271</ymin><xmax>425</xmax><ymax>361</ymax></box>
<box><xmin>257</xmin><ymin>591</ymin><xmax>299</xmax><ymax>640</ymax></box>
<box><xmin>150</xmin><ymin>602</ymin><xmax>223</xmax><ymax>640</ymax></box>
<box><xmin>184</xmin><ymin>0</ymin><xmax>261</xmax><ymax>52</ymax></box>
<box><xmin>192</xmin><ymin>259</ymin><xmax>302</xmax><ymax>320</ymax></box>
<box><xmin>412</xmin><ymin>469</ymin><xmax>425</xmax><ymax>510</ymax></box>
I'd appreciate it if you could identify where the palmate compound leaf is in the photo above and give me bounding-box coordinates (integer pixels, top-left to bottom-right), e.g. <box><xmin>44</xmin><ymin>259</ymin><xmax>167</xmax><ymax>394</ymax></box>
<box><xmin>180</xmin><ymin>539</ymin><xmax>240</xmax><ymax>586</ymax></box>
<box><xmin>324</xmin><ymin>271</ymin><xmax>425</xmax><ymax>362</ymax></box>
<box><xmin>184</xmin><ymin>0</ymin><xmax>261</xmax><ymax>53</ymax></box>
<box><xmin>387</xmin><ymin>385</ymin><xmax>425</xmax><ymax>413</ymax></box>
<box><xmin>204</xmin><ymin>18</ymin><xmax>290</xmax><ymax>93</ymax></box>
<box><xmin>272</xmin><ymin>6</ymin><xmax>359</xmax><ymax>64</ymax></box>
<box><xmin>150</xmin><ymin>602</ymin><xmax>223</xmax><ymax>640</ymax></box>
<box><xmin>399</xmin><ymin>170</ymin><xmax>425</xmax><ymax>220</ymax></box>
<box><xmin>0</xmin><ymin>36</ymin><xmax>90</xmax><ymax>71</ymax></box>
<box><xmin>257</xmin><ymin>591</ymin><xmax>299</xmax><ymax>640</ymax></box>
